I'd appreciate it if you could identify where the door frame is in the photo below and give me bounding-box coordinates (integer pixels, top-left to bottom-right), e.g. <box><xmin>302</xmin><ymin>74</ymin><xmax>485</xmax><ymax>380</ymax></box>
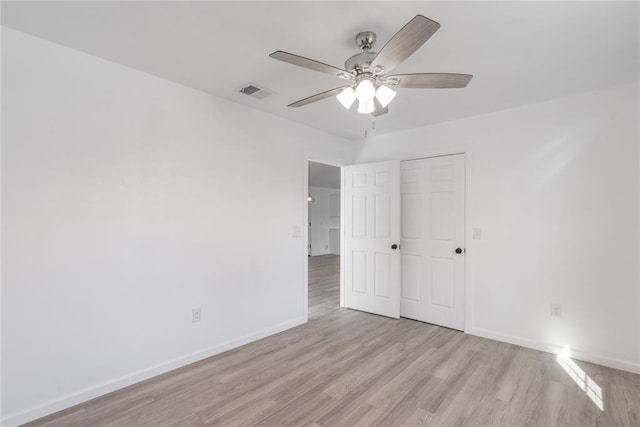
<box><xmin>303</xmin><ymin>158</ymin><xmax>344</xmax><ymax>322</ymax></box>
<box><xmin>340</xmin><ymin>145</ymin><xmax>475</xmax><ymax>333</ymax></box>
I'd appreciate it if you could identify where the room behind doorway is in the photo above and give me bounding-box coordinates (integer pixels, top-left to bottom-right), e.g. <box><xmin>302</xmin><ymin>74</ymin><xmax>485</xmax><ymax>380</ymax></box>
<box><xmin>308</xmin><ymin>161</ymin><xmax>341</xmax><ymax>318</ymax></box>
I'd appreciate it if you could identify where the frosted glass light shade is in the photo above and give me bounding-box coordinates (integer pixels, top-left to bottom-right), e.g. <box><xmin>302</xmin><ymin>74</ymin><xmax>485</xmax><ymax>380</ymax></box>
<box><xmin>375</xmin><ymin>85</ymin><xmax>397</xmax><ymax>108</ymax></box>
<box><xmin>336</xmin><ymin>87</ymin><xmax>356</xmax><ymax>109</ymax></box>
<box><xmin>357</xmin><ymin>99</ymin><xmax>375</xmax><ymax>114</ymax></box>
<box><xmin>355</xmin><ymin>79</ymin><xmax>376</xmax><ymax>102</ymax></box>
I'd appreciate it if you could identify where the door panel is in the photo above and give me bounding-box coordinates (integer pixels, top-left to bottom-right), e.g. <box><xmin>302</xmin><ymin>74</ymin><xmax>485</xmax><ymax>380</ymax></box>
<box><xmin>344</xmin><ymin>161</ymin><xmax>401</xmax><ymax>318</ymax></box>
<box><xmin>352</xmin><ymin>251</ymin><xmax>367</xmax><ymax>294</ymax></box>
<box><xmin>374</xmin><ymin>253</ymin><xmax>391</xmax><ymax>298</ymax></box>
<box><xmin>375</xmin><ymin>194</ymin><xmax>391</xmax><ymax>238</ymax></box>
<box><xmin>400</xmin><ymin>155</ymin><xmax>465</xmax><ymax>330</ymax></box>
<box><xmin>401</xmin><ymin>254</ymin><xmax>421</xmax><ymax>301</ymax></box>
<box><xmin>352</xmin><ymin>196</ymin><xmax>367</xmax><ymax>237</ymax></box>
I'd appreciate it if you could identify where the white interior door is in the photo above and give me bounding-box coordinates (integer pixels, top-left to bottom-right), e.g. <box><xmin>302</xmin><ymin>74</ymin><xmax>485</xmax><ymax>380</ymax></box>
<box><xmin>400</xmin><ymin>154</ymin><xmax>465</xmax><ymax>330</ymax></box>
<box><xmin>343</xmin><ymin>161</ymin><xmax>401</xmax><ymax>318</ymax></box>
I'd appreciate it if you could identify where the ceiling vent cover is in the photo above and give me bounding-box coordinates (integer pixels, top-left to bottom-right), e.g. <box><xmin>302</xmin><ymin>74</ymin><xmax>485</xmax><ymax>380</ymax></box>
<box><xmin>238</xmin><ymin>83</ymin><xmax>271</xmax><ymax>99</ymax></box>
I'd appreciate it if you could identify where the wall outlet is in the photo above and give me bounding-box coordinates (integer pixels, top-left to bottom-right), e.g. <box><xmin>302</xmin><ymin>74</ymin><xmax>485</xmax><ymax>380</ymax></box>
<box><xmin>550</xmin><ymin>304</ymin><xmax>562</xmax><ymax>317</ymax></box>
<box><xmin>192</xmin><ymin>308</ymin><xmax>201</xmax><ymax>323</ymax></box>
<box><xmin>292</xmin><ymin>225</ymin><xmax>301</xmax><ymax>238</ymax></box>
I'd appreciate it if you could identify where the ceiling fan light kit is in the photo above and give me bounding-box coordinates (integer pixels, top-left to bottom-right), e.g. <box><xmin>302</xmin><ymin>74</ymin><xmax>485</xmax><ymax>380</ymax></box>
<box><xmin>354</xmin><ymin>78</ymin><xmax>376</xmax><ymax>102</ymax></box>
<box><xmin>336</xmin><ymin>87</ymin><xmax>356</xmax><ymax>109</ymax></box>
<box><xmin>269</xmin><ymin>15</ymin><xmax>473</xmax><ymax>117</ymax></box>
<box><xmin>357</xmin><ymin>99</ymin><xmax>375</xmax><ymax>114</ymax></box>
<box><xmin>336</xmin><ymin>79</ymin><xmax>396</xmax><ymax>113</ymax></box>
<box><xmin>375</xmin><ymin>84</ymin><xmax>397</xmax><ymax>108</ymax></box>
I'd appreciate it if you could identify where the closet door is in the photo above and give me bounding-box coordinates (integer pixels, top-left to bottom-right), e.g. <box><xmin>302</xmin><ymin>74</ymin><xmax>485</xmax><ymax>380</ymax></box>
<box><xmin>400</xmin><ymin>155</ymin><xmax>465</xmax><ymax>330</ymax></box>
<box><xmin>343</xmin><ymin>161</ymin><xmax>401</xmax><ymax>318</ymax></box>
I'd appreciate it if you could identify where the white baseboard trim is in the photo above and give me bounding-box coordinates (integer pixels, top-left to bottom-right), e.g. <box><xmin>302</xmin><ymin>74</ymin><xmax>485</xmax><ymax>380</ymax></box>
<box><xmin>2</xmin><ymin>317</ymin><xmax>306</xmax><ymax>427</ymax></box>
<box><xmin>466</xmin><ymin>326</ymin><xmax>640</xmax><ymax>375</ymax></box>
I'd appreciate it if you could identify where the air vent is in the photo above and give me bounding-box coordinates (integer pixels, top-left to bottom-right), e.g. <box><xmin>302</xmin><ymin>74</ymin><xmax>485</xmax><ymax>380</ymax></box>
<box><xmin>238</xmin><ymin>83</ymin><xmax>271</xmax><ymax>99</ymax></box>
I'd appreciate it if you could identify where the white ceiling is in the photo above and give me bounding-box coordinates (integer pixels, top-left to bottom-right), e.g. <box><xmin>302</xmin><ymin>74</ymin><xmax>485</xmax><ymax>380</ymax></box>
<box><xmin>2</xmin><ymin>1</ymin><xmax>638</xmax><ymax>141</ymax></box>
<box><xmin>310</xmin><ymin>161</ymin><xmax>341</xmax><ymax>190</ymax></box>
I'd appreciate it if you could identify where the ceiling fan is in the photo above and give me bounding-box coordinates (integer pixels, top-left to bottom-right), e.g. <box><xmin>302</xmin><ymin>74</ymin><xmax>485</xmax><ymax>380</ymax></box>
<box><xmin>269</xmin><ymin>15</ymin><xmax>472</xmax><ymax>117</ymax></box>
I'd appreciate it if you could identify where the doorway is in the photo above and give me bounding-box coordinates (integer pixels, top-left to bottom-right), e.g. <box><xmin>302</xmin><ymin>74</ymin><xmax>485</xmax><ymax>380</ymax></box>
<box><xmin>307</xmin><ymin>161</ymin><xmax>341</xmax><ymax>319</ymax></box>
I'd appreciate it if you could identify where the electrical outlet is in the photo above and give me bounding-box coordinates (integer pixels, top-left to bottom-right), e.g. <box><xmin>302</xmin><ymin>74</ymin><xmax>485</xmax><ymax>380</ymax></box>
<box><xmin>192</xmin><ymin>308</ymin><xmax>201</xmax><ymax>323</ymax></box>
<box><xmin>550</xmin><ymin>304</ymin><xmax>562</xmax><ymax>317</ymax></box>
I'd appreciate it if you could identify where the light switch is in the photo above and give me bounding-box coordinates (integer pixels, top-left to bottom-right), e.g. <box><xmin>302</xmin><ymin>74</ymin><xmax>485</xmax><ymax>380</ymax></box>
<box><xmin>292</xmin><ymin>226</ymin><xmax>301</xmax><ymax>238</ymax></box>
<box><xmin>473</xmin><ymin>228</ymin><xmax>482</xmax><ymax>240</ymax></box>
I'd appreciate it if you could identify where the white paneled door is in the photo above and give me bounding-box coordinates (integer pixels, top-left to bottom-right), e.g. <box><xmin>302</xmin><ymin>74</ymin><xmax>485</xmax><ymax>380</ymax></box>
<box><xmin>400</xmin><ymin>155</ymin><xmax>465</xmax><ymax>330</ymax></box>
<box><xmin>343</xmin><ymin>161</ymin><xmax>401</xmax><ymax>318</ymax></box>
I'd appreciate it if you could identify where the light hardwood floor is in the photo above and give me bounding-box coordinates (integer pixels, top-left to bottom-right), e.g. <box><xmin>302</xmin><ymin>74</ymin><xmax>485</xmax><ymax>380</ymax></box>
<box><xmin>26</xmin><ymin>254</ymin><xmax>640</xmax><ymax>426</ymax></box>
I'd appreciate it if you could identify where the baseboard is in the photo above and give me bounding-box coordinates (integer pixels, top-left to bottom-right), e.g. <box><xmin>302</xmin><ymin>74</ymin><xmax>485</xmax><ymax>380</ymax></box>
<box><xmin>1</xmin><ymin>317</ymin><xmax>306</xmax><ymax>427</ymax></box>
<box><xmin>466</xmin><ymin>326</ymin><xmax>640</xmax><ymax>375</ymax></box>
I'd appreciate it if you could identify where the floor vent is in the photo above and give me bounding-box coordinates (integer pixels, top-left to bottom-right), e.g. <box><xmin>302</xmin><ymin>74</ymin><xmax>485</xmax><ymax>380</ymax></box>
<box><xmin>238</xmin><ymin>83</ymin><xmax>271</xmax><ymax>99</ymax></box>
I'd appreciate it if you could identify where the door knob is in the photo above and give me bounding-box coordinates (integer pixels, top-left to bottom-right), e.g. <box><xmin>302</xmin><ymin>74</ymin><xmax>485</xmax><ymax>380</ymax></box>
<box><xmin>455</xmin><ymin>248</ymin><xmax>463</xmax><ymax>254</ymax></box>
<box><xmin>391</xmin><ymin>244</ymin><xmax>398</xmax><ymax>250</ymax></box>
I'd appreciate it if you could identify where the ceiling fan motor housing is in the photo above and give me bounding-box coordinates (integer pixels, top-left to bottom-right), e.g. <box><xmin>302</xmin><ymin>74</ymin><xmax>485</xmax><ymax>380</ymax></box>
<box><xmin>345</xmin><ymin>51</ymin><xmax>377</xmax><ymax>74</ymax></box>
<box><xmin>345</xmin><ymin>31</ymin><xmax>379</xmax><ymax>74</ymax></box>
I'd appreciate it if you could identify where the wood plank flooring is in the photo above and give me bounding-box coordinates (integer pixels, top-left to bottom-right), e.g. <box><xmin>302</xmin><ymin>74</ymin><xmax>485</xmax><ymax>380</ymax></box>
<box><xmin>26</xmin><ymin>254</ymin><xmax>640</xmax><ymax>426</ymax></box>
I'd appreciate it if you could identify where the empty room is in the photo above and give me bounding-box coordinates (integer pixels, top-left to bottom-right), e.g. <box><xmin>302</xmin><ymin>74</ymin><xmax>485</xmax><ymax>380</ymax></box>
<box><xmin>2</xmin><ymin>1</ymin><xmax>639</xmax><ymax>426</ymax></box>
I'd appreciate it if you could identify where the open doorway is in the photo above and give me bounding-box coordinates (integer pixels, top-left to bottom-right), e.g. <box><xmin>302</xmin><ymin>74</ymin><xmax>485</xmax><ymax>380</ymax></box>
<box><xmin>308</xmin><ymin>161</ymin><xmax>341</xmax><ymax>319</ymax></box>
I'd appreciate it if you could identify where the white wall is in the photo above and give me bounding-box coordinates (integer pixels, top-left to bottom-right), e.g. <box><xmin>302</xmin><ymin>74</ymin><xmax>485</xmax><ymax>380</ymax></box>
<box><xmin>309</xmin><ymin>186</ymin><xmax>340</xmax><ymax>256</ymax></box>
<box><xmin>356</xmin><ymin>82</ymin><xmax>640</xmax><ymax>373</ymax></box>
<box><xmin>1</xmin><ymin>28</ymin><xmax>354</xmax><ymax>425</ymax></box>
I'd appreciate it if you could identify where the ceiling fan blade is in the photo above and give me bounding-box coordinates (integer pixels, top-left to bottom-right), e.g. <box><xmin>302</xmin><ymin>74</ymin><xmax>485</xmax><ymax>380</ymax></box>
<box><xmin>270</xmin><ymin>51</ymin><xmax>351</xmax><ymax>79</ymax></box>
<box><xmin>370</xmin><ymin>15</ymin><xmax>440</xmax><ymax>74</ymax></box>
<box><xmin>288</xmin><ymin>86</ymin><xmax>350</xmax><ymax>107</ymax></box>
<box><xmin>388</xmin><ymin>73</ymin><xmax>473</xmax><ymax>88</ymax></box>
<box><xmin>372</xmin><ymin>98</ymin><xmax>389</xmax><ymax>117</ymax></box>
